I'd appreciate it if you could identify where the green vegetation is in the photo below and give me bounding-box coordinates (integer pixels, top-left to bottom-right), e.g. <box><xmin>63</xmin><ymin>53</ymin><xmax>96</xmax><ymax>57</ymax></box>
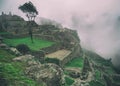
<box><xmin>0</xmin><ymin>63</ymin><xmax>38</xmax><ymax>86</ymax></box>
<box><xmin>65</xmin><ymin>76</ymin><xmax>74</xmax><ymax>85</ymax></box>
<box><xmin>65</xmin><ymin>57</ymin><xmax>83</xmax><ymax>69</ymax></box>
<box><xmin>0</xmin><ymin>49</ymin><xmax>42</xmax><ymax>86</ymax></box>
<box><xmin>3</xmin><ymin>37</ymin><xmax>54</xmax><ymax>51</ymax></box>
<box><xmin>19</xmin><ymin>1</ymin><xmax>38</xmax><ymax>43</ymax></box>
<box><xmin>0</xmin><ymin>49</ymin><xmax>15</xmax><ymax>62</ymax></box>
<box><xmin>95</xmin><ymin>70</ymin><xmax>101</xmax><ymax>80</ymax></box>
<box><xmin>97</xmin><ymin>60</ymin><xmax>111</xmax><ymax>66</ymax></box>
<box><xmin>113</xmin><ymin>77</ymin><xmax>120</xmax><ymax>83</ymax></box>
<box><xmin>89</xmin><ymin>80</ymin><xmax>105</xmax><ymax>86</ymax></box>
<box><xmin>105</xmin><ymin>67</ymin><xmax>115</xmax><ymax>75</ymax></box>
<box><xmin>64</xmin><ymin>70</ymin><xmax>69</xmax><ymax>75</ymax></box>
<box><xmin>72</xmin><ymin>31</ymin><xmax>80</xmax><ymax>42</ymax></box>
<box><xmin>0</xmin><ymin>32</ymin><xmax>10</xmax><ymax>35</ymax></box>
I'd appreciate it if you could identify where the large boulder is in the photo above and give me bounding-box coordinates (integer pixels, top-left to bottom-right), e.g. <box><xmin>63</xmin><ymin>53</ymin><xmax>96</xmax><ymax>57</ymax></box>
<box><xmin>65</xmin><ymin>68</ymin><xmax>81</xmax><ymax>78</ymax></box>
<box><xmin>13</xmin><ymin>55</ymin><xmax>65</xmax><ymax>86</ymax></box>
<box><xmin>0</xmin><ymin>43</ymin><xmax>9</xmax><ymax>49</ymax></box>
<box><xmin>10</xmin><ymin>47</ymin><xmax>21</xmax><ymax>56</ymax></box>
<box><xmin>25</xmin><ymin>63</ymin><xmax>65</xmax><ymax>86</ymax></box>
<box><xmin>13</xmin><ymin>54</ymin><xmax>34</xmax><ymax>62</ymax></box>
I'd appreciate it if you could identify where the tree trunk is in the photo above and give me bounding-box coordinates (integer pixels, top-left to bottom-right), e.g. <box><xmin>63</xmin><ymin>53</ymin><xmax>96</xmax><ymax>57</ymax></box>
<box><xmin>29</xmin><ymin>27</ymin><xmax>33</xmax><ymax>43</ymax></box>
<box><xmin>28</xmin><ymin>21</ymin><xmax>34</xmax><ymax>43</ymax></box>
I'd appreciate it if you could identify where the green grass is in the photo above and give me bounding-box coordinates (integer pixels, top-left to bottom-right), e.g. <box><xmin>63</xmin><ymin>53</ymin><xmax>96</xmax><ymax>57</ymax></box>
<box><xmin>0</xmin><ymin>62</ymin><xmax>39</xmax><ymax>86</ymax></box>
<box><xmin>0</xmin><ymin>32</ymin><xmax>10</xmax><ymax>35</ymax></box>
<box><xmin>95</xmin><ymin>70</ymin><xmax>101</xmax><ymax>80</ymax></box>
<box><xmin>89</xmin><ymin>80</ymin><xmax>105</xmax><ymax>86</ymax></box>
<box><xmin>3</xmin><ymin>37</ymin><xmax>54</xmax><ymax>51</ymax></box>
<box><xmin>64</xmin><ymin>70</ymin><xmax>69</xmax><ymax>75</ymax></box>
<box><xmin>65</xmin><ymin>76</ymin><xmax>74</xmax><ymax>85</ymax></box>
<box><xmin>65</xmin><ymin>57</ymin><xmax>83</xmax><ymax>68</ymax></box>
<box><xmin>0</xmin><ymin>49</ymin><xmax>15</xmax><ymax>62</ymax></box>
<box><xmin>106</xmin><ymin>67</ymin><xmax>115</xmax><ymax>75</ymax></box>
<box><xmin>0</xmin><ymin>49</ymin><xmax>43</xmax><ymax>86</ymax></box>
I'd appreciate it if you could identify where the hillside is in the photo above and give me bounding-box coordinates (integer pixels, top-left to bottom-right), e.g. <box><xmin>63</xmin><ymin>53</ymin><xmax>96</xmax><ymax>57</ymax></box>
<box><xmin>0</xmin><ymin>14</ymin><xmax>120</xmax><ymax>86</ymax></box>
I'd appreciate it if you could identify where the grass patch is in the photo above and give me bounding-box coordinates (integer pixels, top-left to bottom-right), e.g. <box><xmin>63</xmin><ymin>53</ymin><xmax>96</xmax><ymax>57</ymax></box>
<box><xmin>0</xmin><ymin>49</ymin><xmax>43</xmax><ymax>86</ymax></box>
<box><xmin>65</xmin><ymin>76</ymin><xmax>74</xmax><ymax>85</ymax></box>
<box><xmin>65</xmin><ymin>57</ymin><xmax>83</xmax><ymax>68</ymax></box>
<box><xmin>3</xmin><ymin>37</ymin><xmax>54</xmax><ymax>51</ymax></box>
<box><xmin>64</xmin><ymin>70</ymin><xmax>69</xmax><ymax>75</ymax></box>
<box><xmin>0</xmin><ymin>32</ymin><xmax>10</xmax><ymax>35</ymax></box>
<box><xmin>89</xmin><ymin>80</ymin><xmax>105</xmax><ymax>86</ymax></box>
<box><xmin>0</xmin><ymin>62</ymin><xmax>38</xmax><ymax>86</ymax></box>
<box><xmin>0</xmin><ymin>49</ymin><xmax>15</xmax><ymax>62</ymax></box>
<box><xmin>106</xmin><ymin>67</ymin><xmax>115</xmax><ymax>75</ymax></box>
<box><xmin>95</xmin><ymin>70</ymin><xmax>101</xmax><ymax>80</ymax></box>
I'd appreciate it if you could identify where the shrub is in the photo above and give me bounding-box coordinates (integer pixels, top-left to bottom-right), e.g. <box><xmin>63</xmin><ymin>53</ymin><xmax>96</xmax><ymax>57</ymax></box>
<box><xmin>16</xmin><ymin>44</ymin><xmax>30</xmax><ymax>54</ymax></box>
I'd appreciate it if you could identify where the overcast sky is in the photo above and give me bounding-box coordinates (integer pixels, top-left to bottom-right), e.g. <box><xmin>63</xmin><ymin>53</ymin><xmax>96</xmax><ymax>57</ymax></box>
<box><xmin>1</xmin><ymin>0</ymin><xmax>120</xmax><ymax>67</ymax></box>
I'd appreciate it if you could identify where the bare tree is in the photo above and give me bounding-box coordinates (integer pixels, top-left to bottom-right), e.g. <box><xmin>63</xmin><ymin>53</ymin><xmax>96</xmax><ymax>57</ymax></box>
<box><xmin>18</xmin><ymin>1</ymin><xmax>38</xmax><ymax>43</ymax></box>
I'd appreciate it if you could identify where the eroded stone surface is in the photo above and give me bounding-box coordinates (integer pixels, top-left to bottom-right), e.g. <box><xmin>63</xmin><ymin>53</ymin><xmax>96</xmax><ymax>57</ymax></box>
<box><xmin>13</xmin><ymin>55</ymin><xmax>65</xmax><ymax>86</ymax></box>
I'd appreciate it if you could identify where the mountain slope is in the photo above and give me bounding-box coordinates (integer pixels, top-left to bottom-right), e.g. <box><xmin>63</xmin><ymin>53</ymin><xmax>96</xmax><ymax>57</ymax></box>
<box><xmin>0</xmin><ymin>14</ymin><xmax>120</xmax><ymax>86</ymax></box>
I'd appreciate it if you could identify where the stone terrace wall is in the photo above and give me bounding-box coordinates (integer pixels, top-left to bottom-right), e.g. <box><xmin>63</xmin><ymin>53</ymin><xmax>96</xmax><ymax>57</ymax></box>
<box><xmin>60</xmin><ymin>43</ymin><xmax>82</xmax><ymax>67</ymax></box>
<box><xmin>41</xmin><ymin>43</ymin><xmax>63</xmax><ymax>54</ymax></box>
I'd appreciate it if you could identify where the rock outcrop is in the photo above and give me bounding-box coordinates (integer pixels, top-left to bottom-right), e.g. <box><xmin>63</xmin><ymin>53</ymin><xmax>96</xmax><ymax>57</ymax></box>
<box><xmin>25</xmin><ymin>63</ymin><xmax>65</xmax><ymax>86</ymax></box>
<box><xmin>13</xmin><ymin>55</ymin><xmax>65</xmax><ymax>86</ymax></box>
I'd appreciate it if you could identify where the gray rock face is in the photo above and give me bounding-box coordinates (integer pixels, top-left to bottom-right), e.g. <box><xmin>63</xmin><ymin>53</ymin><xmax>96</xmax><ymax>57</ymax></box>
<box><xmin>0</xmin><ymin>43</ymin><xmax>9</xmax><ymax>49</ymax></box>
<box><xmin>25</xmin><ymin>63</ymin><xmax>64</xmax><ymax>86</ymax></box>
<box><xmin>72</xmin><ymin>81</ymin><xmax>90</xmax><ymax>86</ymax></box>
<box><xmin>13</xmin><ymin>54</ymin><xmax>34</xmax><ymax>62</ymax></box>
<box><xmin>10</xmin><ymin>47</ymin><xmax>21</xmax><ymax>56</ymax></box>
<box><xmin>13</xmin><ymin>55</ymin><xmax>64</xmax><ymax>86</ymax></box>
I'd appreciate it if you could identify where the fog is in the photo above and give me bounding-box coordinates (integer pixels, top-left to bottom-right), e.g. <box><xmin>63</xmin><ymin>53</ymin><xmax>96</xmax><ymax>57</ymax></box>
<box><xmin>1</xmin><ymin>0</ymin><xmax>120</xmax><ymax>68</ymax></box>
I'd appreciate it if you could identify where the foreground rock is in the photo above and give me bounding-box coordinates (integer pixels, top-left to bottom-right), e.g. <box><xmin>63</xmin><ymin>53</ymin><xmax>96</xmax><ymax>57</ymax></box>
<box><xmin>13</xmin><ymin>55</ymin><xmax>65</xmax><ymax>86</ymax></box>
<box><xmin>13</xmin><ymin>54</ymin><xmax>34</xmax><ymax>62</ymax></box>
<box><xmin>26</xmin><ymin>63</ymin><xmax>65</xmax><ymax>86</ymax></box>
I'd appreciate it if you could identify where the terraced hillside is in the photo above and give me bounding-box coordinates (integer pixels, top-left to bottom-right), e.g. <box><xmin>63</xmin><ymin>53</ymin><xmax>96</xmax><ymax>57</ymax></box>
<box><xmin>0</xmin><ymin>14</ymin><xmax>120</xmax><ymax>86</ymax></box>
<box><xmin>3</xmin><ymin>37</ymin><xmax>54</xmax><ymax>51</ymax></box>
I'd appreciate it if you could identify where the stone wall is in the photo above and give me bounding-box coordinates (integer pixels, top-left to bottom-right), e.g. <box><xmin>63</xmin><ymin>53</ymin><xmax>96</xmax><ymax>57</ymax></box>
<box><xmin>103</xmin><ymin>74</ymin><xmax>112</xmax><ymax>86</ymax></box>
<box><xmin>112</xmin><ymin>74</ymin><xmax>120</xmax><ymax>86</ymax></box>
<box><xmin>41</xmin><ymin>43</ymin><xmax>63</xmax><ymax>54</ymax></box>
<box><xmin>34</xmin><ymin>34</ymin><xmax>55</xmax><ymax>42</ymax></box>
<box><xmin>60</xmin><ymin>43</ymin><xmax>82</xmax><ymax>67</ymax></box>
<box><xmin>42</xmin><ymin>43</ymin><xmax>82</xmax><ymax>67</ymax></box>
<box><xmin>112</xmin><ymin>74</ymin><xmax>120</xmax><ymax>81</ymax></box>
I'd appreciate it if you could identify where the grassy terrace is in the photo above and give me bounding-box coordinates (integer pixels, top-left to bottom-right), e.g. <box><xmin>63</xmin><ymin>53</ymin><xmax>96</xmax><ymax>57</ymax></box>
<box><xmin>0</xmin><ymin>32</ymin><xmax>11</xmax><ymax>35</ymax></box>
<box><xmin>65</xmin><ymin>76</ymin><xmax>74</xmax><ymax>86</ymax></box>
<box><xmin>3</xmin><ymin>37</ymin><xmax>54</xmax><ymax>51</ymax></box>
<box><xmin>65</xmin><ymin>57</ymin><xmax>84</xmax><ymax>69</ymax></box>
